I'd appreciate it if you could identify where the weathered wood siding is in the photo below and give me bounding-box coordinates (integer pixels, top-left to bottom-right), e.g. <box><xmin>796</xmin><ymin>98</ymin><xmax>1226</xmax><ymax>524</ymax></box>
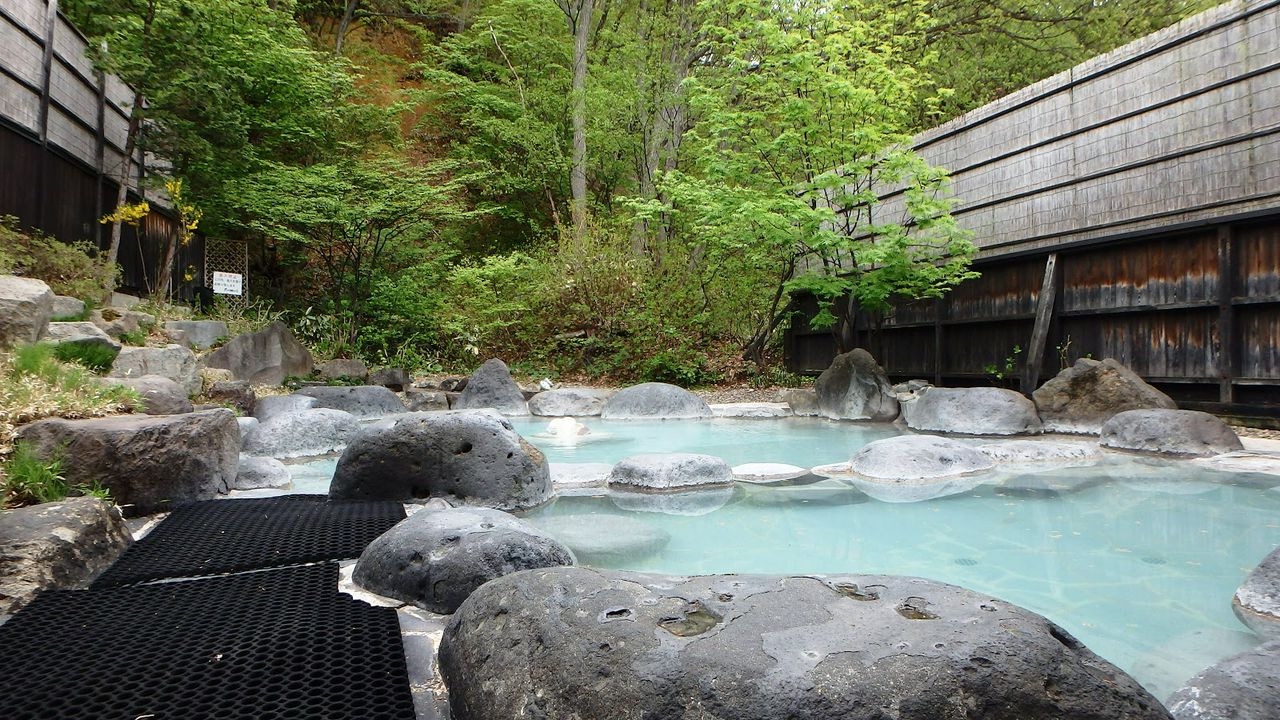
<box><xmin>0</xmin><ymin>0</ymin><xmax>201</xmax><ymax>298</ymax></box>
<box><xmin>788</xmin><ymin>0</ymin><xmax>1280</xmax><ymax>419</ymax></box>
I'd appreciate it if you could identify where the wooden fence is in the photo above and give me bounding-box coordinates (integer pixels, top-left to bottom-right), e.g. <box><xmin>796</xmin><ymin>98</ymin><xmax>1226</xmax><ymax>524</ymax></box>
<box><xmin>0</xmin><ymin>0</ymin><xmax>203</xmax><ymax>298</ymax></box>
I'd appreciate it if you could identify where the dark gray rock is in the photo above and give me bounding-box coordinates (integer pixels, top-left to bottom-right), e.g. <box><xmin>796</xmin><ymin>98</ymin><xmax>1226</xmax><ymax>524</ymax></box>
<box><xmin>404</xmin><ymin>389</ymin><xmax>449</xmax><ymax>411</ymax></box>
<box><xmin>318</xmin><ymin>357</ymin><xmax>369</xmax><ymax>381</ymax></box>
<box><xmin>607</xmin><ymin>453</ymin><xmax>735</xmax><ymax>492</ymax></box>
<box><xmin>163</xmin><ymin>319</ymin><xmax>229</xmax><ymax>350</ymax></box>
<box><xmin>528</xmin><ymin>387</ymin><xmax>612</xmax><ymax>416</ymax></box>
<box><xmin>1166</xmin><ymin>640</ymin><xmax>1280</xmax><ymax>719</ymax></box>
<box><xmin>439</xmin><ymin>567</ymin><xmax>1171</xmax><ymax>720</ymax></box>
<box><xmin>531</xmin><ymin>514</ymin><xmax>670</xmax><ymax>564</ymax></box>
<box><xmin>1233</xmin><ymin>546</ymin><xmax>1280</xmax><ymax>638</ymax></box>
<box><xmin>600</xmin><ymin>382</ymin><xmax>712</xmax><ymax>420</ymax></box>
<box><xmin>907</xmin><ymin>387</ymin><xmax>1043</xmax><ymax>435</ymax></box>
<box><xmin>51</xmin><ymin>294</ymin><xmax>85</xmax><ymax>319</ymax></box>
<box><xmin>253</xmin><ymin>394</ymin><xmax>316</xmax><ymax>423</ymax></box>
<box><xmin>296</xmin><ymin>385</ymin><xmax>406</xmax><ymax>418</ymax></box>
<box><xmin>440</xmin><ymin>377</ymin><xmax>468</xmax><ymax>392</ymax></box>
<box><xmin>354</xmin><ymin>507</ymin><xmax>573</xmax><ymax>614</ymax></box>
<box><xmin>0</xmin><ymin>497</ymin><xmax>132</xmax><ymax>616</ymax></box>
<box><xmin>241</xmin><ymin>408</ymin><xmax>361</xmax><ymax>458</ymax></box>
<box><xmin>783</xmin><ymin>388</ymin><xmax>820</xmax><ymax>416</ymax></box>
<box><xmin>444</xmin><ymin>391</ymin><xmax>462</xmax><ymax>408</ymax></box>
<box><xmin>1033</xmin><ymin>358</ymin><xmax>1177</xmax><ymax>434</ymax></box>
<box><xmin>815</xmin><ymin>349</ymin><xmax>900</xmax><ymax>421</ymax></box>
<box><xmin>0</xmin><ymin>275</ymin><xmax>54</xmax><ymax>347</ymax></box>
<box><xmin>369</xmin><ymin>367</ymin><xmax>411</xmax><ymax>391</ymax></box>
<box><xmin>16</xmin><ymin>409</ymin><xmax>239</xmax><ymax>515</ymax></box>
<box><xmin>204</xmin><ymin>321</ymin><xmax>313</xmax><ymax>385</ymax></box>
<box><xmin>207</xmin><ymin>380</ymin><xmax>256</xmax><ymax>415</ymax></box>
<box><xmin>329</xmin><ymin>411</ymin><xmax>552</xmax><ymax>510</ymax></box>
<box><xmin>1101</xmin><ymin>409</ymin><xmax>1243</xmax><ymax>457</ymax></box>
<box><xmin>43</xmin><ymin>321</ymin><xmax>121</xmax><ymax>354</ymax></box>
<box><xmin>108</xmin><ymin>344</ymin><xmax>201</xmax><ymax>395</ymax></box>
<box><xmin>232</xmin><ymin>455</ymin><xmax>292</xmax><ymax>490</ymax></box>
<box><xmin>110</xmin><ymin>374</ymin><xmax>193</xmax><ymax>415</ymax></box>
<box><xmin>452</xmin><ymin>358</ymin><xmax>529</xmax><ymax>415</ymax></box>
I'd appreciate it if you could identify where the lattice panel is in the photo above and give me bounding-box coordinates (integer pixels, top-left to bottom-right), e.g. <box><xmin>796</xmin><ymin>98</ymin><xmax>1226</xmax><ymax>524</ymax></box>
<box><xmin>204</xmin><ymin>235</ymin><xmax>249</xmax><ymax>310</ymax></box>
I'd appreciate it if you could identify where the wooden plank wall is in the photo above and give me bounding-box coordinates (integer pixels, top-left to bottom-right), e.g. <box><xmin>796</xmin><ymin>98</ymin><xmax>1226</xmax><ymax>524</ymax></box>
<box><xmin>0</xmin><ymin>0</ymin><xmax>202</xmax><ymax>298</ymax></box>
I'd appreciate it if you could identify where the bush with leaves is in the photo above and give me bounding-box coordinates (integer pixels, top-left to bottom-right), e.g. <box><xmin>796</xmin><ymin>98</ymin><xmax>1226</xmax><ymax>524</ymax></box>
<box><xmin>0</xmin><ymin>216</ymin><xmax>117</xmax><ymax>303</ymax></box>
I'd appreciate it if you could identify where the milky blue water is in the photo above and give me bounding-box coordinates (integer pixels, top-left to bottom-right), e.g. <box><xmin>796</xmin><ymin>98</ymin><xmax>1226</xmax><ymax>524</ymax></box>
<box><xmin>285</xmin><ymin>416</ymin><xmax>1280</xmax><ymax>699</ymax></box>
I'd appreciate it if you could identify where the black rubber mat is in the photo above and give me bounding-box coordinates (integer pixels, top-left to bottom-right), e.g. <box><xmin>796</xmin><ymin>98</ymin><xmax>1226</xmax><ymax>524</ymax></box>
<box><xmin>0</xmin><ymin>563</ymin><xmax>415</xmax><ymax>720</ymax></box>
<box><xmin>93</xmin><ymin>495</ymin><xmax>405</xmax><ymax>587</ymax></box>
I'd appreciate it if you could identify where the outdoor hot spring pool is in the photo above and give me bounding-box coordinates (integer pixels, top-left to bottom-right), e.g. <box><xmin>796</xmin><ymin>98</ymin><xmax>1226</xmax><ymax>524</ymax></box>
<box><xmin>281</xmin><ymin>416</ymin><xmax>1280</xmax><ymax>698</ymax></box>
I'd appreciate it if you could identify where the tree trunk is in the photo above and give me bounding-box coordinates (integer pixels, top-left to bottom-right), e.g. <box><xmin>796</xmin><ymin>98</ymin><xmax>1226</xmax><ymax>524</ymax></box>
<box><xmin>156</xmin><ymin>223</ymin><xmax>178</xmax><ymax>300</ymax></box>
<box><xmin>569</xmin><ymin>0</ymin><xmax>591</xmax><ymax>240</ymax></box>
<box><xmin>335</xmin><ymin>0</ymin><xmax>358</xmax><ymax>54</ymax></box>
<box><xmin>104</xmin><ymin>94</ymin><xmax>143</xmax><ymax>298</ymax></box>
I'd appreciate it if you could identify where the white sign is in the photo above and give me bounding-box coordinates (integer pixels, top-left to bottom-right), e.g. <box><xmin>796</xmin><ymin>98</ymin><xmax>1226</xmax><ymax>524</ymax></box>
<box><xmin>211</xmin><ymin>271</ymin><xmax>243</xmax><ymax>296</ymax></box>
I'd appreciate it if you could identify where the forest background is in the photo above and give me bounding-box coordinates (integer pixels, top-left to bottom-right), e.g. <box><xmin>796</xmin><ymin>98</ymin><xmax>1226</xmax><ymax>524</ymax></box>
<box><xmin>56</xmin><ymin>0</ymin><xmax>1210</xmax><ymax>385</ymax></box>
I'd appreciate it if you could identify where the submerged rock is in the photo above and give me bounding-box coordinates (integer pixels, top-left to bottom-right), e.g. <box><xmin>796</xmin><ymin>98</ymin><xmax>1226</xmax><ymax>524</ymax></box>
<box><xmin>1101</xmin><ymin>410</ymin><xmax>1243</xmax><ymax>458</ymax></box>
<box><xmin>609</xmin><ymin>486</ymin><xmax>735</xmax><ymax>516</ymax></box>
<box><xmin>241</xmin><ymin>408</ymin><xmax>361</xmax><ymax>459</ymax></box>
<box><xmin>354</xmin><ymin>507</ymin><xmax>573</xmax><ymax>614</ymax></box>
<box><xmin>814</xmin><ymin>348</ymin><xmax>899</xmax><ymax>421</ymax></box>
<box><xmin>600</xmin><ymin>382</ymin><xmax>712</xmax><ymax>419</ymax></box>
<box><xmin>1166</xmin><ymin>640</ymin><xmax>1280</xmax><ymax>720</ymax></box>
<box><xmin>329</xmin><ymin>411</ymin><xmax>552</xmax><ymax>510</ymax></box>
<box><xmin>607</xmin><ymin>453</ymin><xmax>735</xmax><ymax>492</ymax></box>
<box><xmin>439</xmin><ymin>567</ymin><xmax>1171</xmax><ymax>720</ymax></box>
<box><xmin>907</xmin><ymin>387</ymin><xmax>1042</xmax><ymax>435</ymax></box>
<box><xmin>0</xmin><ymin>497</ymin><xmax>132</xmax><ymax>617</ymax></box>
<box><xmin>1233</xmin><ymin>545</ymin><xmax>1280</xmax><ymax>639</ymax></box>
<box><xmin>452</xmin><ymin>358</ymin><xmax>529</xmax><ymax>415</ymax></box>
<box><xmin>1033</xmin><ymin>358</ymin><xmax>1176</xmax><ymax>434</ymax></box>
<box><xmin>531</xmin><ymin>514</ymin><xmax>670</xmax><ymax>565</ymax></box>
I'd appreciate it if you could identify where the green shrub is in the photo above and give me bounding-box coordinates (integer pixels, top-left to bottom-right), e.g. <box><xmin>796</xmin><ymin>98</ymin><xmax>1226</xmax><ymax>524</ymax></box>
<box><xmin>117</xmin><ymin>329</ymin><xmax>149</xmax><ymax>346</ymax></box>
<box><xmin>0</xmin><ymin>215</ymin><xmax>117</xmax><ymax>303</ymax></box>
<box><xmin>52</xmin><ymin>342</ymin><xmax>119</xmax><ymax>374</ymax></box>
<box><xmin>1</xmin><ymin>441</ymin><xmax>68</xmax><ymax>507</ymax></box>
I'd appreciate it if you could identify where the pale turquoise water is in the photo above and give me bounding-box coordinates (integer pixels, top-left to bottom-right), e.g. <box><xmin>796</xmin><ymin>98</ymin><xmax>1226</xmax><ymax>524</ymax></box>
<box><xmin>284</xmin><ymin>417</ymin><xmax>1280</xmax><ymax>699</ymax></box>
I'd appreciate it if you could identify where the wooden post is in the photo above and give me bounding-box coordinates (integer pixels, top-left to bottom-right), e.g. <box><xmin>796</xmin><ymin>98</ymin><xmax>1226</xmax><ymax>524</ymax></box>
<box><xmin>1023</xmin><ymin>253</ymin><xmax>1059</xmax><ymax>394</ymax></box>
<box><xmin>1218</xmin><ymin>225</ymin><xmax>1235</xmax><ymax>404</ymax></box>
<box><xmin>933</xmin><ymin>298</ymin><xmax>943</xmax><ymax>386</ymax></box>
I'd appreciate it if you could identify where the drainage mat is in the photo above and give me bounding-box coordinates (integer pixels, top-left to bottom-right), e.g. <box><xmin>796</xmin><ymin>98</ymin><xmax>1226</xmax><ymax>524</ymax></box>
<box><xmin>93</xmin><ymin>494</ymin><xmax>406</xmax><ymax>587</ymax></box>
<box><xmin>0</xmin><ymin>563</ymin><xmax>415</xmax><ymax>720</ymax></box>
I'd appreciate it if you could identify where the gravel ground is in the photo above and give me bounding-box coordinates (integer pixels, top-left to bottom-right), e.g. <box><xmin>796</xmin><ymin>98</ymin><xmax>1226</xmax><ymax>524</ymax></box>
<box><xmin>694</xmin><ymin>386</ymin><xmax>797</xmax><ymax>404</ymax></box>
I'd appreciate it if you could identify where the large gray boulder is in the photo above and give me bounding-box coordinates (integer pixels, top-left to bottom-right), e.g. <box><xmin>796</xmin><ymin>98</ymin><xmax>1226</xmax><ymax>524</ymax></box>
<box><xmin>1033</xmin><ymin>358</ymin><xmax>1176</xmax><ymax>434</ymax></box>
<box><xmin>404</xmin><ymin>389</ymin><xmax>449</xmax><ymax>411</ymax></box>
<box><xmin>1100</xmin><ymin>409</ymin><xmax>1243</xmax><ymax>458</ymax></box>
<box><xmin>783</xmin><ymin>388</ymin><xmax>821</xmax><ymax>416</ymax></box>
<box><xmin>329</xmin><ymin>411</ymin><xmax>552</xmax><ymax>510</ymax></box>
<box><xmin>163</xmin><ymin>320</ymin><xmax>229</xmax><ymax>350</ymax></box>
<box><xmin>16</xmin><ymin>409</ymin><xmax>239</xmax><ymax>515</ymax></box>
<box><xmin>295</xmin><ymin>385</ymin><xmax>405</xmax><ymax>418</ymax></box>
<box><xmin>232</xmin><ymin>455</ymin><xmax>292</xmax><ymax>490</ymax></box>
<box><xmin>531</xmin><ymin>514</ymin><xmax>670</xmax><ymax>564</ymax></box>
<box><xmin>907</xmin><ymin>387</ymin><xmax>1042</xmax><ymax>435</ymax></box>
<box><xmin>528</xmin><ymin>387</ymin><xmax>612</xmax><ymax>416</ymax></box>
<box><xmin>600</xmin><ymin>382</ymin><xmax>712</xmax><ymax>419</ymax></box>
<box><xmin>109</xmin><ymin>374</ymin><xmax>193</xmax><ymax>415</ymax></box>
<box><xmin>354</xmin><ymin>507</ymin><xmax>574</xmax><ymax>614</ymax></box>
<box><xmin>607</xmin><ymin>453</ymin><xmax>735</xmax><ymax>492</ymax></box>
<box><xmin>108</xmin><ymin>344</ymin><xmax>201</xmax><ymax>395</ymax></box>
<box><xmin>1233</xmin><ymin>545</ymin><xmax>1280</xmax><ymax>638</ymax></box>
<box><xmin>439</xmin><ymin>567</ymin><xmax>1170</xmax><ymax>720</ymax></box>
<box><xmin>318</xmin><ymin>357</ymin><xmax>369</xmax><ymax>381</ymax></box>
<box><xmin>1166</xmin><ymin>640</ymin><xmax>1280</xmax><ymax>720</ymax></box>
<box><xmin>42</xmin><ymin>321</ymin><xmax>121</xmax><ymax>354</ymax></box>
<box><xmin>204</xmin><ymin>320</ymin><xmax>313</xmax><ymax>385</ymax></box>
<box><xmin>452</xmin><ymin>358</ymin><xmax>529</xmax><ymax>415</ymax></box>
<box><xmin>0</xmin><ymin>275</ymin><xmax>54</xmax><ymax>347</ymax></box>
<box><xmin>0</xmin><ymin>497</ymin><xmax>131</xmax><ymax>617</ymax></box>
<box><xmin>241</xmin><ymin>408</ymin><xmax>360</xmax><ymax>459</ymax></box>
<box><xmin>815</xmin><ymin>349</ymin><xmax>900</xmax><ymax>421</ymax></box>
<box><xmin>253</xmin><ymin>394</ymin><xmax>316</xmax><ymax>423</ymax></box>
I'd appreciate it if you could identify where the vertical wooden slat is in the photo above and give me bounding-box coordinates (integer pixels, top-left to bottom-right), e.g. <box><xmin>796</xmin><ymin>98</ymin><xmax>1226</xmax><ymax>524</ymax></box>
<box><xmin>34</xmin><ymin>0</ymin><xmax>58</xmax><ymax>230</ymax></box>
<box><xmin>1219</xmin><ymin>225</ymin><xmax>1235</xmax><ymax>402</ymax></box>
<box><xmin>933</xmin><ymin>298</ymin><xmax>943</xmax><ymax>386</ymax></box>
<box><xmin>1023</xmin><ymin>253</ymin><xmax>1059</xmax><ymax>393</ymax></box>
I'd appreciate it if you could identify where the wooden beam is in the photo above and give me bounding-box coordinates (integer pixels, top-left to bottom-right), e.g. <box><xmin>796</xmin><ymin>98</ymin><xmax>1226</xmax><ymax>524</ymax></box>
<box><xmin>1218</xmin><ymin>225</ymin><xmax>1235</xmax><ymax>403</ymax></box>
<box><xmin>1022</xmin><ymin>253</ymin><xmax>1059</xmax><ymax>393</ymax></box>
